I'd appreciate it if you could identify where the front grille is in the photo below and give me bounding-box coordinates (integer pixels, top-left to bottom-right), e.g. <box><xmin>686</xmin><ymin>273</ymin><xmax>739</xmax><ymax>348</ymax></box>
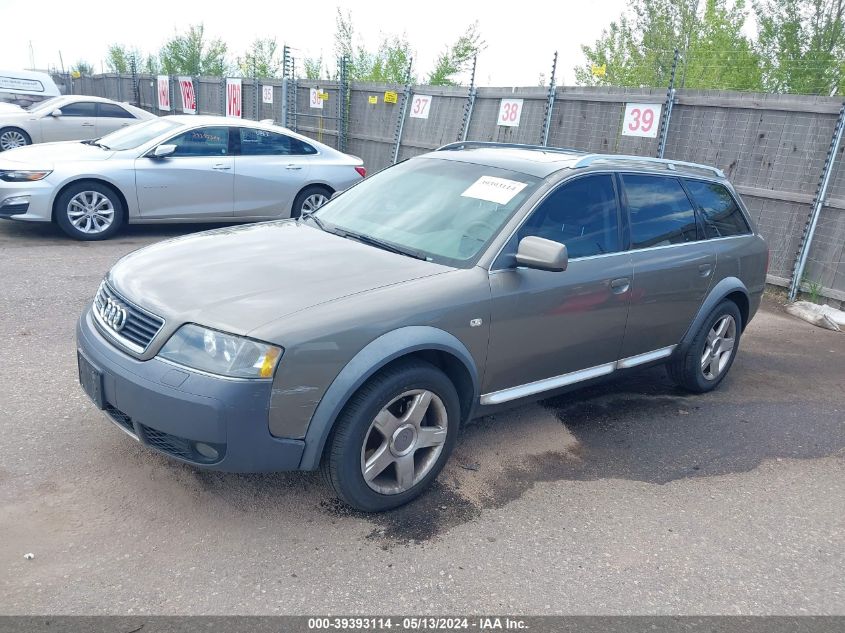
<box><xmin>142</xmin><ymin>426</ymin><xmax>194</xmax><ymax>459</ymax></box>
<box><xmin>93</xmin><ymin>281</ymin><xmax>164</xmax><ymax>353</ymax></box>
<box><xmin>104</xmin><ymin>404</ymin><xmax>136</xmax><ymax>435</ymax></box>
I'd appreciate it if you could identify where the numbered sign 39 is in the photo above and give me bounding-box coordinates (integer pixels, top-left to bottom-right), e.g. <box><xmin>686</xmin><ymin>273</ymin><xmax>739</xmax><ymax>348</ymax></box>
<box><xmin>498</xmin><ymin>98</ymin><xmax>523</xmax><ymax>127</ymax></box>
<box><xmin>178</xmin><ymin>77</ymin><xmax>195</xmax><ymax>114</ymax></box>
<box><xmin>156</xmin><ymin>75</ymin><xmax>170</xmax><ymax>111</ymax></box>
<box><xmin>226</xmin><ymin>78</ymin><xmax>242</xmax><ymax>118</ymax></box>
<box><xmin>409</xmin><ymin>94</ymin><xmax>432</xmax><ymax>119</ymax></box>
<box><xmin>309</xmin><ymin>88</ymin><xmax>324</xmax><ymax>110</ymax></box>
<box><xmin>262</xmin><ymin>85</ymin><xmax>273</xmax><ymax>104</ymax></box>
<box><xmin>622</xmin><ymin>103</ymin><xmax>662</xmax><ymax>138</ymax></box>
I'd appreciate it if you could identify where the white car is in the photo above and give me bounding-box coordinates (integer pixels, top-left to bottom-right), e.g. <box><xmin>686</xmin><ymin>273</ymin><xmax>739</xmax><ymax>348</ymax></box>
<box><xmin>0</xmin><ymin>115</ymin><xmax>365</xmax><ymax>239</ymax></box>
<box><xmin>0</xmin><ymin>95</ymin><xmax>154</xmax><ymax>151</ymax></box>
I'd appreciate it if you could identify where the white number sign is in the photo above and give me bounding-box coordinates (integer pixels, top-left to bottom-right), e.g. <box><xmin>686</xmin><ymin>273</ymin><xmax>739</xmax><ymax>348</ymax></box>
<box><xmin>622</xmin><ymin>103</ymin><xmax>662</xmax><ymax>138</ymax></box>
<box><xmin>409</xmin><ymin>94</ymin><xmax>432</xmax><ymax>119</ymax></box>
<box><xmin>226</xmin><ymin>78</ymin><xmax>242</xmax><ymax>118</ymax></box>
<box><xmin>156</xmin><ymin>75</ymin><xmax>170</xmax><ymax>111</ymax></box>
<box><xmin>178</xmin><ymin>77</ymin><xmax>195</xmax><ymax>114</ymax></box>
<box><xmin>262</xmin><ymin>85</ymin><xmax>273</xmax><ymax>104</ymax></box>
<box><xmin>497</xmin><ymin>98</ymin><xmax>523</xmax><ymax>127</ymax></box>
<box><xmin>309</xmin><ymin>88</ymin><xmax>324</xmax><ymax>110</ymax></box>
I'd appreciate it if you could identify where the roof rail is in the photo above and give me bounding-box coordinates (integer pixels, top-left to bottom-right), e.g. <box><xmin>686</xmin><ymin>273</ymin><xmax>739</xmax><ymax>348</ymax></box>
<box><xmin>572</xmin><ymin>154</ymin><xmax>725</xmax><ymax>178</ymax></box>
<box><xmin>436</xmin><ymin>141</ymin><xmax>586</xmax><ymax>155</ymax></box>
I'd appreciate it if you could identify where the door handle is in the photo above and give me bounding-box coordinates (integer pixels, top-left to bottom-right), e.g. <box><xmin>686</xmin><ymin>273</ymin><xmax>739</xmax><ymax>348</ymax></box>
<box><xmin>610</xmin><ymin>277</ymin><xmax>631</xmax><ymax>294</ymax></box>
<box><xmin>212</xmin><ymin>164</ymin><xmax>231</xmax><ymax>171</ymax></box>
<box><xmin>698</xmin><ymin>263</ymin><xmax>713</xmax><ymax>277</ymax></box>
<box><xmin>285</xmin><ymin>164</ymin><xmax>303</xmax><ymax>170</ymax></box>
<box><xmin>81</xmin><ymin>123</ymin><xmax>95</xmax><ymax>127</ymax></box>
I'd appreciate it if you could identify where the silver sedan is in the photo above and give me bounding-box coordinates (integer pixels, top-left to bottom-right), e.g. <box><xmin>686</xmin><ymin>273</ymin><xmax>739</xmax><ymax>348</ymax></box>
<box><xmin>0</xmin><ymin>115</ymin><xmax>365</xmax><ymax>239</ymax></box>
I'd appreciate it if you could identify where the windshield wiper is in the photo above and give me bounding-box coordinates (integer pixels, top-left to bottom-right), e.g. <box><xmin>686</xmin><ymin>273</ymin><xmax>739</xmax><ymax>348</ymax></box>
<box><xmin>299</xmin><ymin>211</ymin><xmax>329</xmax><ymax>232</ymax></box>
<box><xmin>341</xmin><ymin>230</ymin><xmax>429</xmax><ymax>261</ymax></box>
<box><xmin>81</xmin><ymin>139</ymin><xmax>111</xmax><ymax>149</ymax></box>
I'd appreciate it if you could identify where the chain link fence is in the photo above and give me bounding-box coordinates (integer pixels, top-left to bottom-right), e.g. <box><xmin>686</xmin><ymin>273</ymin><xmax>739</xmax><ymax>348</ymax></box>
<box><xmin>60</xmin><ymin>64</ymin><xmax>845</xmax><ymax>307</ymax></box>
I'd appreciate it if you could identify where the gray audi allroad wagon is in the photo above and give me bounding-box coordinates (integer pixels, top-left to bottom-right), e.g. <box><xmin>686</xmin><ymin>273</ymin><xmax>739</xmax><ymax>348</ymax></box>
<box><xmin>77</xmin><ymin>142</ymin><xmax>768</xmax><ymax>511</ymax></box>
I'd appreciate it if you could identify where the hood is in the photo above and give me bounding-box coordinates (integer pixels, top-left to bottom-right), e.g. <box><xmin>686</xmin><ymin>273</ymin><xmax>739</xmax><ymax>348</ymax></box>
<box><xmin>109</xmin><ymin>221</ymin><xmax>453</xmax><ymax>336</ymax></box>
<box><xmin>0</xmin><ymin>141</ymin><xmax>115</xmax><ymax>166</ymax></box>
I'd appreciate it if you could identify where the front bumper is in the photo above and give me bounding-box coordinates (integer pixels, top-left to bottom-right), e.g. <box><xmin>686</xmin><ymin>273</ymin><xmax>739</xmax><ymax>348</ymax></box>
<box><xmin>0</xmin><ymin>179</ymin><xmax>53</xmax><ymax>221</ymax></box>
<box><xmin>76</xmin><ymin>306</ymin><xmax>305</xmax><ymax>472</ymax></box>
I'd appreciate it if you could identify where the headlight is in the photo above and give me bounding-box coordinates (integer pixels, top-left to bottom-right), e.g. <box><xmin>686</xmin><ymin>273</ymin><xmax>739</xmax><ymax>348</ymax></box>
<box><xmin>0</xmin><ymin>170</ymin><xmax>52</xmax><ymax>182</ymax></box>
<box><xmin>157</xmin><ymin>324</ymin><xmax>283</xmax><ymax>379</ymax></box>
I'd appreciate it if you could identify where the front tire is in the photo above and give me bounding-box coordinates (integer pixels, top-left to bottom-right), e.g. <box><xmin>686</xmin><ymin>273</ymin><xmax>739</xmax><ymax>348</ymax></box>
<box><xmin>291</xmin><ymin>185</ymin><xmax>331</xmax><ymax>219</ymax></box>
<box><xmin>55</xmin><ymin>181</ymin><xmax>125</xmax><ymax>241</ymax></box>
<box><xmin>321</xmin><ymin>360</ymin><xmax>460</xmax><ymax>512</ymax></box>
<box><xmin>667</xmin><ymin>299</ymin><xmax>742</xmax><ymax>393</ymax></box>
<box><xmin>0</xmin><ymin>127</ymin><xmax>31</xmax><ymax>151</ymax></box>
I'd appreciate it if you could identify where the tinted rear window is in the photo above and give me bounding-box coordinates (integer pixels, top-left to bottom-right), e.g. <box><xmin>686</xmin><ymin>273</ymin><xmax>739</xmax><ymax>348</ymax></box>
<box><xmin>622</xmin><ymin>175</ymin><xmax>698</xmax><ymax>249</ymax></box>
<box><xmin>684</xmin><ymin>179</ymin><xmax>751</xmax><ymax>238</ymax></box>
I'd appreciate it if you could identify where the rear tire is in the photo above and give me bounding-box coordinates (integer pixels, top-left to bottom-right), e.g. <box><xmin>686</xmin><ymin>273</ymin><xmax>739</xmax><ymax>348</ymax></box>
<box><xmin>321</xmin><ymin>360</ymin><xmax>460</xmax><ymax>512</ymax></box>
<box><xmin>0</xmin><ymin>127</ymin><xmax>31</xmax><ymax>151</ymax></box>
<box><xmin>291</xmin><ymin>185</ymin><xmax>332</xmax><ymax>219</ymax></box>
<box><xmin>667</xmin><ymin>299</ymin><xmax>742</xmax><ymax>393</ymax></box>
<box><xmin>55</xmin><ymin>181</ymin><xmax>125</xmax><ymax>241</ymax></box>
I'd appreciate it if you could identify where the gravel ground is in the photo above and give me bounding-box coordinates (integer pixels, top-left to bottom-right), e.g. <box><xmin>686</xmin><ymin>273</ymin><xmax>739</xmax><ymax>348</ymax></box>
<box><xmin>0</xmin><ymin>220</ymin><xmax>842</xmax><ymax>615</ymax></box>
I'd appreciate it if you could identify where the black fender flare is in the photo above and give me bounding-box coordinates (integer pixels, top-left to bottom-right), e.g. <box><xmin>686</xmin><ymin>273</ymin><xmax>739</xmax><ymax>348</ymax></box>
<box><xmin>297</xmin><ymin>326</ymin><xmax>480</xmax><ymax>470</ymax></box>
<box><xmin>676</xmin><ymin>276</ymin><xmax>749</xmax><ymax>356</ymax></box>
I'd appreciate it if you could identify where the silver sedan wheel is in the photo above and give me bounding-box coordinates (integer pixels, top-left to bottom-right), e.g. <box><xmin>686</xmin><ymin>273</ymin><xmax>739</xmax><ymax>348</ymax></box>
<box><xmin>66</xmin><ymin>191</ymin><xmax>115</xmax><ymax>235</ymax></box>
<box><xmin>701</xmin><ymin>314</ymin><xmax>737</xmax><ymax>381</ymax></box>
<box><xmin>301</xmin><ymin>193</ymin><xmax>328</xmax><ymax>214</ymax></box>
<box><xmin>0</xmin><ymin>130</ymin><xmax>28</xmax><ymax>151</ymax></box>
<box><xmin>360</xmin><ymin>389</ymin><xmax>449</xmax><ymax>495</ymax></box>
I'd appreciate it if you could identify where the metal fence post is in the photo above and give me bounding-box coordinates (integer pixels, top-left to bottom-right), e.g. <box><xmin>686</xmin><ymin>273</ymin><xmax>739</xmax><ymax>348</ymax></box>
<box><xmin>290</xmin><ymin>58</ymin><xmax>298</xmax><ymax>133</ymax></box>
<box><xmin>338</xmin><ymin>55</ymin><xmax>350</xmax><ymax>153</ymax></box>
<box><xmin>129</xmin><ymin>54</ymin><xmax>140</xmax><ymax>107</ymax></box>
<box><xmin>391</xmin><ymin>58</ymin><xmax>413</xmax><ymax>164</ymax></box>
<box><xmin>457</xmin><ymin>55</ymin><xmax>478</xmax><ymax>142</ymax></box>
<box><xmin>220</xmin><ymin>76</ymin><xmax>226</xmax><ymax>115</ymax></box>
<box><xmin>788</xmin><ymin>100</ymin><xmax>845</xmax><ymax>302</ymax></box>
<box><xmin>540</xmin><ymin>51</ymin><xmax>558</xmax><ymax>146</ymax></box>
<box><xmin>656</xmin><ymin>48</ymin><xmax>679</xmax><ymax>159</ymax></box>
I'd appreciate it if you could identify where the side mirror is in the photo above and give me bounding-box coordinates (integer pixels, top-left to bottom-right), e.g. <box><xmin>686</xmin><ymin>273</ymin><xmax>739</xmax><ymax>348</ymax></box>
<box><xmin>50</xmin><ymin>109</ymin><xmax>62</xmax><ymax>117</ymax></box>
<box><xmin>515</xmin><ymin>236</ymin><xmax>568</xmax><ymax>272</ymax></box>
<box><xmin>151</xmin><ymin>144</ymin><xmax>177</xmax><ymax>158</ymax></box>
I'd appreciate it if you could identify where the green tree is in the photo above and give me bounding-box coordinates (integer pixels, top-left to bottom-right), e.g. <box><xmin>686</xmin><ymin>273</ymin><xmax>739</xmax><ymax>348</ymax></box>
<box><xmin>105</xmin><ymin>44</ymin><xmax>130</xmax><ymax>74</ymax></box>
<box><xmin>72</xmin><ymin>60</ymin><xmax>94</xmax><ymax>76</ymax></box>
<box><xmin>333</xmin><ymin>8</ymin><xmax>414</xmax><ymax>82</ymax></box>
<box><xmin>575</xmin><ymin>0</ymin><xmax>761</xmax><ymax>90</ymax></box>
<box><xmin>303</xmin><ymin>56</ymin><xmax>324</xmax><ymax>80</ymax></box>
<box><xmin>427</xmin><ymin>22</ymin><xmax>485</xmax><ymax>85</ymax></box>
<box><xmin>159</xmin><ymin>23</ymin><xmax>227</xmax><ymax>76</ymax></box>
<box><xmin>754</xmin><ymin>0</ymin><xmax>845</xmax><ymax>95</ymax></box>
<box><xmin>238</xmin><ymin>37</ymin><xmax>281</xmax><ymax>77</ymax></box>
<box><xmin>143</xmin><ymin>54</ymin><xmax>160</xmax><ymax>75</ymax></box>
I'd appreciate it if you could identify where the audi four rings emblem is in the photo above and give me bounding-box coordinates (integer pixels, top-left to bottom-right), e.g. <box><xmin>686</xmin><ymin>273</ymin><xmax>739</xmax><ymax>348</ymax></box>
<box><xmin>99</xmin><ymin>298</ymin><xmax>128</xmax><ymax>331</ymax></box>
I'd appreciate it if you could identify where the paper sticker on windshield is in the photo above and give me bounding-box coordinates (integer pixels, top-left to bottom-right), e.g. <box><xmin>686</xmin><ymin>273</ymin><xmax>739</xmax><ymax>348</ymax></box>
<box><xmin>461</xmin><ymin>176</ymin><xmax>528</xmax><ymax>205</ymax></box>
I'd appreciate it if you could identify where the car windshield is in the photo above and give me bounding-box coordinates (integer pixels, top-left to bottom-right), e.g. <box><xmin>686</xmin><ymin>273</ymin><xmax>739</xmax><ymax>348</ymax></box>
<box><xmin>26</xmin><ymin>96</ymin><xmax>65</xmax><ymax>113</ymax></box>
<box><xmin>314</xmin><ymin>157</ymin><xmax>540</xmax><ymax>267</ymax></box>
<box><xmin>97</xmin><ymin>118</ymin><xmax>182</xmax><ymax>150</ymax></box>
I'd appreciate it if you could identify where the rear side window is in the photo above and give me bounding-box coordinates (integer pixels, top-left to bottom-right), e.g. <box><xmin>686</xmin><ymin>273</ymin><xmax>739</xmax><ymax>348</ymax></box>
<box><xmin>59</xmin><ymin>102</ymin><xmax>97</xmax><ymax>117</ymax></box>
<box><xmin>239</xmin><ymin>128</ymin><xmax>317</xmax><ymax>155</ymax></box>
<box><xmin>518</xmin><ymin>174</ymin><xmax>620</xmax><ymax>258</ymax></box>
<box><xmin>98</xmin><ymin>103</ymin><xmax>134</xmax><ymax>118</ymax></box>
<box><xmin>622</xmin><ymin>175</ymin><xmax>698</xmax><ymax>249</ymax></box>
<box><xmin>683</xmin><ymin>180</ymin><xmax>751</xmax><ymax>238</ymax></box>
<box><xmin>167</xmin><ymin>127</ymin><xmax>229</xmax><ymax>157</ymax></box>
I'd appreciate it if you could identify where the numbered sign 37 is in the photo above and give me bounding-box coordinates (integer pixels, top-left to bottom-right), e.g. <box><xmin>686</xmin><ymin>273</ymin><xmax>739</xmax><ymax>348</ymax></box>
<box><xmin>498</xmin><ymin>98</ymin><xmax>523</xmax><ymax>127</ymax></box>
<box><xmin>309</xmin><ymin>88</ymin><xmax>324</xmax><ymax>110</ymax></box>
<box><xmin>156</xmin><ymin>75</ymin><xmax>170</xmax><ymax>112</ymax></box>
<box><xmin>262</xmin><ymin>85</ymin><xmax>273</xmax><ymax>104</ymax></box>
<box><xmin>409</xmin><ymin>94</ymin><xmax>432</xmax><ymax>119</ymax></box>
<box><xmin>178</xmin><ymin>77</ymin><xmax>195</xmax><ymax>114</ymax></box>
<box><xmin>622</xmin><ymin>103</ymin><xmax>662</xmax><ymax>138</ymax></box>
<box><xmin>226</xmin><ymin>78</ymin><xmax>242</xmax><ymax>118</ymax></box>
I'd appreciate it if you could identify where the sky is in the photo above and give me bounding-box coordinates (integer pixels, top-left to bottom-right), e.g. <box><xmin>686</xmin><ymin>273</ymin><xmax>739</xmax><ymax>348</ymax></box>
<box><xmin>0</xmin><ymin>0</ymin><xmax>630</xmax><ymax>86</ymax></box>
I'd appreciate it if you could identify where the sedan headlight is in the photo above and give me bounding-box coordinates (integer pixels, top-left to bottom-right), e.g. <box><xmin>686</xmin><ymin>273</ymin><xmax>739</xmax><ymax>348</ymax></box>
<box><xmin>158</xmin><ymin>324</ymin><xmax>283</xmax><ymax>379</ymax></box>
<box><xmin>0</xmin><ymin>170</ymin><xmax>52</xmax><ymax>182</ymax></box>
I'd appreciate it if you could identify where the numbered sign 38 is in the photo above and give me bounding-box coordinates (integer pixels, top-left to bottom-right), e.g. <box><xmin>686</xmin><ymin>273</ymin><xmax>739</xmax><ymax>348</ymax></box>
<box><xmin>226</xmin><ymin>78</ymin><xmax>242</xmax><ymax>118</ymax></box>
<box><xmin>622</xmin><ymin>103</ymin><xmax>662</xmax><ymax>138</ymax></box>
<box><xmin>309</xmin><ymin>88</ymin><xmax>324</xmax><ymax>110</ymax></box>
<box><xmin>262</xmin><ymin>85</ymin><xmax>273</xmax><ymax>104</ymax></box>
<box><xmin>178</xmin><ymin>77</ymin><xmax>195</xmax><ymax>114</ymax></box>
<box><xmin>498</xmin><ymin>98</ymin><xmax>523</xmax><ymax>127</ymax></box>
<box><xmin>156</xmin><ymin>75</ymin><xmax>170</xmax><ymax>111</ymax></box>
<box><xmin>409</xmin><ymin>94</ymin><xmax>432</xmax><ymax>119</ymax></box>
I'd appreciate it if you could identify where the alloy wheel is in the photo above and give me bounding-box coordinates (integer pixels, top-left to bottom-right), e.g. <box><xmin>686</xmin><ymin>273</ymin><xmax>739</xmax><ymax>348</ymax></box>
<box><xmin>301</xmin><ymin>193</ymin><xmax>328</xmax><ymax>214</ymax></box>
<box><xmin>67</xmin><ymin>191</ymin><xmax>115</xmax><ymax>235</ymax></box>
<box><xmin>0</xmin><ymin>130</ymin><xmax>28</xmax><ymax>151</ymax></box>
<box><xmin>701</xmin><ymin>314</ymin><xmax>737</xmax><ymax>381</ymax></box>
<box><xmin>360</xmin><ymin>389</ymin><xmax>448</xmax><ymax>495</ymax></box>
